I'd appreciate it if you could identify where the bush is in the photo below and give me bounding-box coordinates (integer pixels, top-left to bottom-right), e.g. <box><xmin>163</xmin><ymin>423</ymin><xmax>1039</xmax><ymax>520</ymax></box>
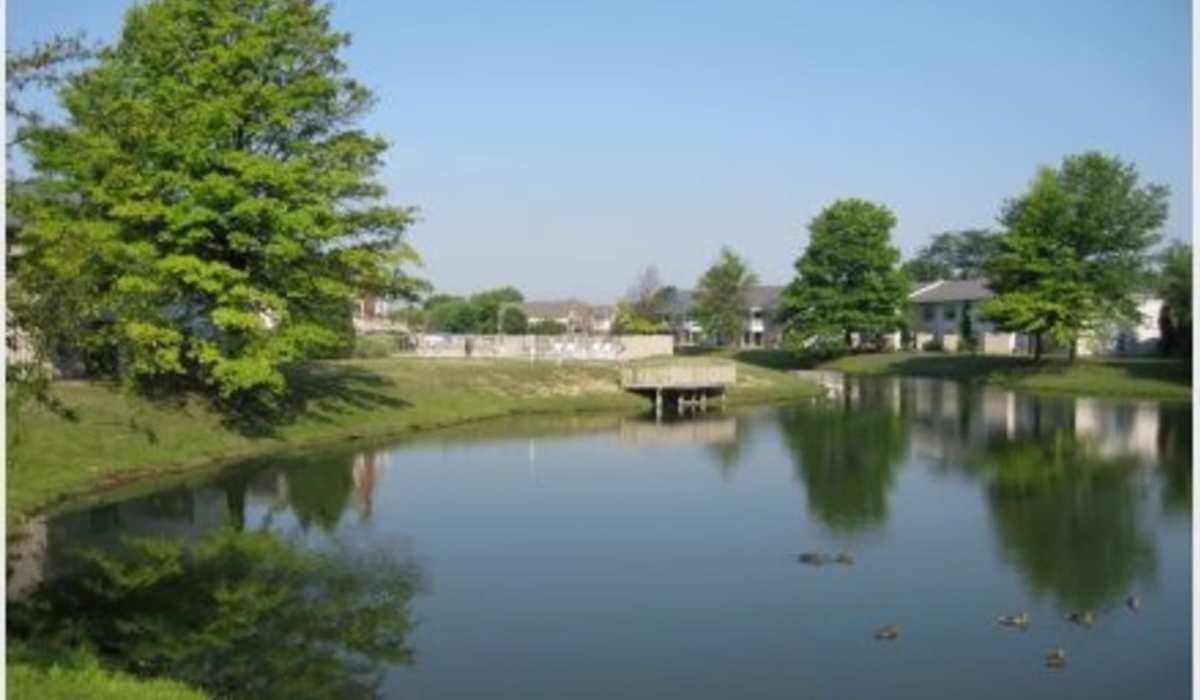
<box><xmin>353</xmin><ymin>334</ymin><xmax>401</xmax><ymax>358</ymax></box>
<box><xmin>529</xmin><ymin>319</ymin><xmax>568</xmax><ymax>335</ymax></box>
<box><xmin>921</xmin><ymin>339</ymin><xmax>944</xmax><ymax>352</ymax></box>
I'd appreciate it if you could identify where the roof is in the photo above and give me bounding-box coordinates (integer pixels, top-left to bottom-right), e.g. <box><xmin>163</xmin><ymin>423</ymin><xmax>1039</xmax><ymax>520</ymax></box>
<box><xmin>908</xmin><ymin>279</ymin><xmax>994</xmax><ymax>304</ymax></box>
<box><xmin>661</xmin><ymin>289</ymin><xmax>694</xmax><ymax>317</ymax></box>
<box><xmin>746</xmin><ymin>285</ymin><xmax>785</xmax><ymax>309</ymax></box>
<box><xmin>661</xmin><ymin>285</ymin><xmax>785</xmax><ymax>315</ymax></box>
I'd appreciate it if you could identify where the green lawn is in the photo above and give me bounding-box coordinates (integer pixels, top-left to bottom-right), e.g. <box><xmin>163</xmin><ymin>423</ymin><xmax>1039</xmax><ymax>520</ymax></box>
<box><xmin>818</xmin><ymin>352</ymin><xmax>1192</xmax><ymax>400</ymax></box>
<box><xmin>8</xmin><ymin>661</ymin><xmax>210</xmax><ymax>700</ymax></box>
<box><xmin>7</xmin><ymin>357</ymin><xmax>819</xmax><ymax>522</ymax></box>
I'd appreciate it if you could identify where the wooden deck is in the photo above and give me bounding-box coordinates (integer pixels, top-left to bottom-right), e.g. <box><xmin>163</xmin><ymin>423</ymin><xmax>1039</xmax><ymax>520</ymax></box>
<box><xmin>620</xmin><ymin>362</ymin><xmax>737</xmax><ymax>416</ymax></box>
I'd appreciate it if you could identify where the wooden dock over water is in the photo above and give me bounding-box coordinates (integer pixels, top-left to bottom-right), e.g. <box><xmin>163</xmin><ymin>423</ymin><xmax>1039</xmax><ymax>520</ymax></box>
<box><xmin>620</xmin><ymin>362</ymin><xmax>737</xmax><ymax>417</ymax></box>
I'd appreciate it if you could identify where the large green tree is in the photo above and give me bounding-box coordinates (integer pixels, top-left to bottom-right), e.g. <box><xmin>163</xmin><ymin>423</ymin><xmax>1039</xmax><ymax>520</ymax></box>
<box><xmin>781</xmin><ymin>199</ymin><xmax>907</xmax><ymax>349</ymax></box>
<box><xmin>900</xmin><ymin>229</ymin><xmax>1003</xmax><ymax>282</ymax></box>
<box><xmin>983</xmin><ymin>153</ymin><xmax>1168</xmax><ymax>360</ymax></box>
<box><xmin>1157</xmin><ymin>241</ymin><xmax>1191</xmax><ymax>356</ymax></box>
<box><xmin>692</xmin><ymin>247</ymin><xmax>758</xmax><ymax>346</ymax></box>
<box><xmin>12</xmin><ymin>0</ymin><xmax>422</xmax><ymax>407</ymax></box>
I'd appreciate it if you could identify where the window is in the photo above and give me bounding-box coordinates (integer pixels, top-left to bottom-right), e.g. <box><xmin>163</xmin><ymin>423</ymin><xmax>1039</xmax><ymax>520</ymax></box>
<box><xmin>943</xmin><ymin>305</ymin><xmax>957</xmax><ymax>321</ymax></box>
<box><xmin>922</xmin><ymin>306</ymin><xmax>935</xmax><ymax>322</ymax></box>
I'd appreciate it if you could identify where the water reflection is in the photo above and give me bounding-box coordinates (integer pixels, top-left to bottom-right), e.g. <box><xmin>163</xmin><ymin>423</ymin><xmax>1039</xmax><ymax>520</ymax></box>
<box><xmin>777</xmin><ymin>381</ymin><xmax>910</xmax><ymax>533</ymax></box>
<box><xmin>1156</xmin><ymin>406</ymin><xmax>1193</xmax><ymax>516</ymax></box>
<box><xmin>817</xmin><ymin>374</ymin><xmax>1189</xmax><ymax>612</ymax></box>
<box><xmin>972</xmin><ymin>435</ymin><xmax>1156</xmax><ymax>611</ymax></box>
<box><xmin>618</xmin><ymin>413</ymin><xmax>748</xmax><ymax>479</ymax></box>
<box><xmin>5</xmin><ymin>379</ymin><xmax>1189</xmax><ymax>699</ymax></box>
<box><xmin>9</xmin><ymin>528</ymin><xmax>422</xmax><ymax>700</ymax></box>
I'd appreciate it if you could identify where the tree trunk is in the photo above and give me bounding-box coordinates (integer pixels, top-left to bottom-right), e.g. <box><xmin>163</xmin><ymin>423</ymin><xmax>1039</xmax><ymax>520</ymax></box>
<box><xmin>1067</xmin><ymin>338</ymin><xmax>1077</xmax><ymax>363</ymax></box>
<box><xmin>844</xmin><ymin>329</ymin><xmax>852</xmax><ymax>349</ymax></box>
<box><xmin>1033</xmin><ymin>333</ymin><xmax>1043</xmax><ymax>361</ymax></box>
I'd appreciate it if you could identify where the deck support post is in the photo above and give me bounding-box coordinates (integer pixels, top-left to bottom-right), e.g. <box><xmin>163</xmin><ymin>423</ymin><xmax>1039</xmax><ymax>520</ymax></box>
<box><xmin>655</xmin><ymin>388</ymin><xmax>663</xmax><ymax>420</ymax></box>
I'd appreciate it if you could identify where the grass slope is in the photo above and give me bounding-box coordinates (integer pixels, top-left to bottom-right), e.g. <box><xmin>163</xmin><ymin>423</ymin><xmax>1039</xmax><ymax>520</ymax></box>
<box><xmin>8</xmin><ymin>662</ymin><xmax>210</xmax><ymax>700</ymax></box>
<box><xmin>7</xmin><ymin>357</ymin><xmax>818</xmax><ymax>521</ymax></box>
<box><xmin>819</xmin><ymin>352</ymin><xmax>1192</xmax><ymax>400</ymax></box>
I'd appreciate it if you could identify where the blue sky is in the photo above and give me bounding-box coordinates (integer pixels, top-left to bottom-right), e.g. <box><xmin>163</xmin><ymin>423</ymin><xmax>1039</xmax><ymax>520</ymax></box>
<box><xmin>8</xmin><ymin>0</ymin><xmax>1191</xmax><ymax>303</ymax></box>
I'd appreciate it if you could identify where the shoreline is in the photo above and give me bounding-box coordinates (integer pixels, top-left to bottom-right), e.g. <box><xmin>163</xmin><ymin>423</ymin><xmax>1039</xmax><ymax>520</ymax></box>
<box><xmin>815</xmin><ymin>353</ymin><xmax>1192</xmax><ymax>401</ymax></box>
<box><xmin>7</xmin><ymin>357</ymin><xmax>822</xmax><ymax>524</ymax></box>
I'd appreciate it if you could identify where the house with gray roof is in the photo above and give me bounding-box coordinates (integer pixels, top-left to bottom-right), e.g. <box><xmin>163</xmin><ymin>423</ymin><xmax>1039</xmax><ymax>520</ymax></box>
<box><xmin>663</xmin><ymin>285</ymin><xmax>787</xmax><ymax>347</ymax></box>
<box><xmin>906</xmin><ymin>279</ymin><xmax>1001</xmax><ymax>352</ymax></box>
<box><xmin>906</xmin><ymin>279</ymin><xmax>1163</xmax><ymax>356</ymax></box>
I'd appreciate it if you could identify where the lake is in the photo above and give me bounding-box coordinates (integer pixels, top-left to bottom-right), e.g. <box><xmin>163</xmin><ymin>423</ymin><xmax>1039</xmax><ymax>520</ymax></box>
<box><xmin>7</xmin><ymin>376</ymin><xmax>1192</xmax><ymax>699</ymax></box>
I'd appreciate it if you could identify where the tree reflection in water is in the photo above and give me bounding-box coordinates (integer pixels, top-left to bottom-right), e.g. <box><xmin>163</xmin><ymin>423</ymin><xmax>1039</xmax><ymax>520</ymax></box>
<box><xmin>777</xmin><ymin>383</ymin><xmax>910</xmax><ymax>533</ymax></box>
<box><xmin>8</xmin><ymin>528</ymin><xmax>422</xmax><ymax>700</ymax></box>
<box><xmin>285</xmin><ymin>454</ymin><xmax>358</xmax><ymax>532</ymax></box>
<box><xmin>971</xmin><ymin>433</ymin><xmax>1157</xmax><ymax>612</ymax></box>
<box><xmin>1156</xmin><ymin>405</ymin><xmax>1192</xmax><ymax>516</ymax></box>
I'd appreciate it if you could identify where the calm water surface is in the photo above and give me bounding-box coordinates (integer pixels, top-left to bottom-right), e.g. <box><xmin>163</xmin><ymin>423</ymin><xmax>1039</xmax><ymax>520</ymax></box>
<box><xmin>8</xmin><ymin>377</ymin><xmax>1192</xmax><ymax>699</ymax></box>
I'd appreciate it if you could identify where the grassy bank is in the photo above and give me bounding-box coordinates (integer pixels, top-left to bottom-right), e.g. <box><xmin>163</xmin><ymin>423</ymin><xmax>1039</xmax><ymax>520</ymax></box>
<box><xmin>818</xmin><ymin>352</ymin><xmax>1192</xmax><ymax>400</ymax></box>
<box><xmin>7</xmin><ymin>357</ymin><xmax>819</xmax><ymax>522</ymax></box>
<box><xmin>8</xmin><ymin>661</ymin><xmax>210</xmax><ymax>700</ymax></box>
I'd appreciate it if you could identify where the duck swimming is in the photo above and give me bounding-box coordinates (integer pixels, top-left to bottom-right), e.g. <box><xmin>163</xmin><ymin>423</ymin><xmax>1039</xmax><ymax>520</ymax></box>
<box><xmin>1126</xmin><ymin>595</ymin><xmax>1141</xmax><ymax>612</ymax></box>
<box><xmin>874</xmin><ymin>624</ymin><xmax>900</xmax><ymax>641</ymax></box>
<box><xmin>996</xmin><ymin>612</ymin><xmax>1030</xmax><ymax>629</ymax></box>
<box><xmin>1045</xmin><ymin>645</ymin><xmax>1068</xmax><ymax>669</ymax></box>
<box><xmin>1065</xmin><ymin>611</ymin><xmax>1095</xmax><ymax>628</ymax></box>
<box><xmin>798</xmin><ymin>552</ymin><xmax>829</xmax><ymax>565</ymax></box>
<box><xmin>833</xmin><ymin>552</ymin><xmax>855</xmax><ymax>565</ymax></box>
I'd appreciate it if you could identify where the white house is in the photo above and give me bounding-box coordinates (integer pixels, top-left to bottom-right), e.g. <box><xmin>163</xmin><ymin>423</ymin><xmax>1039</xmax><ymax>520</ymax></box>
<box><xmin>906</xmin><ymin>279</ymin><xmax>1163</xmax><ymax>356</ymax></box>
<box><xmin>663</xmin><ymin>285</ymin><xmax>787</xmax><ymax>348</ymax></box>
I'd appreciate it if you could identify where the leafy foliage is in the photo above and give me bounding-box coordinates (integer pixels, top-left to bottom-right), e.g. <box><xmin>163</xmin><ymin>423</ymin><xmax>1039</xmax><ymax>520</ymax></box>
<box><xmin>691</xmin><ymin>247</ymin><xmax>758</xmax><ymax>346</ymax></box>
<box><xmin>6</xmin><ymin>34</ymin><xmax>98</xmax><ymax>424</ymax></box>
<box><xmin>1157</xmin><ymin>242</ymin><xmax>1191</xmax><ymax>356</ymax></box>
<box><xmin>6</xmin><ymin>33</ymin><xmax>94</xmax><ymax>137</ymax></box>
<box><xmin>11</xmin><ymin>0</ymin><xmax>423</xmax><ymax>409</ymax></box>
<box><xmin>983</xmin><ymin>153</ymin><xmax>1167</xmax><ymax>359</ymax></box>
<box><xmin>609</xmin><ymin>266</ymin><xmax>673</xmax><ymax>333</ymax></box>
<box><xmin>900</xmin><ymin>229</ymin><xmax>1002</xmax><ymax>283</ymax></box>
<box><xmin>8</xmin><ymin>528</ymin><xmax>422</xmax><ymax>700</ymax></box>
<box><xmin>781</xmin><ymin>199</ymin><xmax>906</xmax><ymax>349</ymax></box>
<box><xmin>528</xmin><ymin>318</ymin><xmax>568</xmax><ymax>335</ymax></box>
<box><xmin>423</xmin><ymin>287</ymin><xmax>525</xmax><ymax>333</ymax></box>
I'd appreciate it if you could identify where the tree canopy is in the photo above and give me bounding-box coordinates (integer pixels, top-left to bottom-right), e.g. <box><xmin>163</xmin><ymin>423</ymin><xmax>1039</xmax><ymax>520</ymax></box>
<box><xmin>983</xmin><ymin>152</ymin><xmax>1168</xmax><ymax>359</ymax></box>
<box><xmin>423</xmin><ymin>287</ymin><xmax>525</xmax><ymax>333</ymax></box>
<box><xmin>10</xmin><ymin>0</ymin><xmax>423</xmax><ymax>408</ymax></box>
<box><xmin>1157</xmin><ymin>241</ymin><xmax>1191</xmax><ymax>356</ymax></box>
<box><xmin>900</xmin><ymin>229</ymin><xmax>1003</xmax><ymax>282</ymax></box>
<box><xmin>691</xmin><ymin>247</ymin><xmax>758</xmax><ymax>346</ymax></box>
<box><xmin>780</xmin><ymin>199</ymin><xmax>907</xmax><ymax>349</ymax></box>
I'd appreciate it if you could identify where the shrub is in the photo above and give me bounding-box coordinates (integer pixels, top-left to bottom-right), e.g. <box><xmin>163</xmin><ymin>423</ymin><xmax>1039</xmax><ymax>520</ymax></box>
<box><xmin>353</xmin><ymin>334</ymin><xmax>400</xmax><ymax>358</ymax></box>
